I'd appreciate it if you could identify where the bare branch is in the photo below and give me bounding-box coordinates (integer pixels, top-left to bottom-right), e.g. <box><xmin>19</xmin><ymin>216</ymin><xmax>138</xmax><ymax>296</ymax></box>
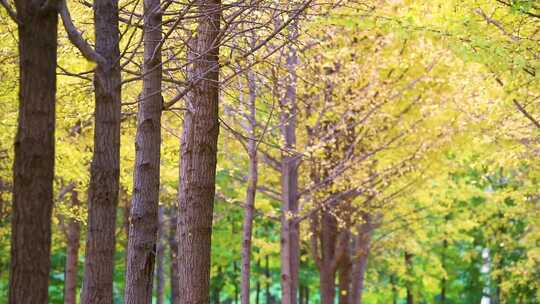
<box><xmin>0</xmin><ymin>0</ymin><xmax>20</xmax><ymax>24</ymax></box>
<box><xmin>59</xmin><ymin>0</ymin><xmax>107</xmax><ymax>67</ymax></box>
<box><xmin>513</xmin><ymin>99</ymin><xmax>540</xmax><ymax>130</ymax></box>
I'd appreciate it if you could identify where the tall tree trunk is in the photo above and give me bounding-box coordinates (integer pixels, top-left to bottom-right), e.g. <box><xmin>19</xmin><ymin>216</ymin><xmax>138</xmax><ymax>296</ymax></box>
<box><xmin>81</xmin><ymin>0</ymin><xmax>122</xmax><ymax>302</ymax></box>
<box><xmin>440</xmin><ymin>239</ymin><xmax>447</xmax><ymax>304</ymax></box>
<box><xmin>155</xmin><ymin>207</ymin><xmax>166</xmax><ymax>304</ymax></box>
<box><xmin>167</xmin><ymin>207</ymin><xmax>180</xmax><ymax>304</ymax></box>
<box><xmin>9</xmin><ymin>2</ymin><xmax>58</xmax><ymax>303</ymax></box>
<box><xmin>64</xmin><ymin>189</ymin><xmax>81</xmax><ymax>304</ymax></box>
<box><xmin>320</xmin><ymin>264</ymin><xmax>336</xmax><ymax>304</ymax></box>
<box><xmin>338</xmin><ymin>234</ymin><xmax>351</xmax><ymax>304</ymax></box>
<box><xmin>265</xmin><ymin>255</ymin><xmax>272</xmax><ymax>304</ymax></box>
<box><xmin>240</xmin><ymin>70</ymin><xmax>258</xmax><ymax>304</ymax></box>
<box><xmin>319</xmin><ymin>213</ymin><xmax>338</xmax><ymax>304</ymax></box>
<box><xmin>280</xmin><ymin>17</ymin><xmax>300</xmax><ymax>304</ymax></box>
<box><xmin>124</xmin><ymin>0</ymin><xmax>163</xmax><ymax>301</ymax></box>
<box><xmin>350</xmin><ymin>218</ymin><xmax>373</xmax><ymax>304</ymax></box>
<box><xmin>234</xmin><ymin>261</ymin><xmax>240</xmax><ymax>304</ymax></box>
<box><xmin>176</xmin><ymin>1</ymin><xmax>221</xmax><ymax>303</ymax></box>
<box><xmin>390</xmin><ymin>275</ymin><xmax>398</xmax><ymax>304</ymax></box>
<box><xmin>405</xmin><ymin>252</ymin><xmax>414</xmax><ymax>304</ymax></box>
<box><xmin>255</xmin><ymin>277</ymin><xmax>261</xmax><ymax>304</ymax></box>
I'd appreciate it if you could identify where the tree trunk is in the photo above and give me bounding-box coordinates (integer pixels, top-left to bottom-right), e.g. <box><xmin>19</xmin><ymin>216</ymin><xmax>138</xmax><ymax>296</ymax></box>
<box><xmin>390</xmin><ymin>275</ymin><xmax>398</xmax><ymax>304</ymax></box>
<box><xmin>155</xmin><ymin>207</ymin><xmax>166</xmax><ymax>304</ymax></box>
<box><xmin>319</xmin><ymin>213</ymin><xmax>338</xmax><ymax>304</ymax></box>
<box><xmin>338</xmin><ymin>234</ymin><xmax>351</xmax><ymax>304</ymax></box>
<box><xmin>320</xmin><ymin>264</ymin><xmax>336</xmax><ymax>304</ymax></box>
<box><xmin>176</xmin><ymin>1</ymin><xmax>221</xmax><ymax>303</ymax></box>
<box><xmin>265</xmin><ymin>255</ymin><xmax>272</xmax><ymax>304</ymax></box>
<box><xmin>64</xmin><ymin>190</ymin><xmax>81</xmax><ymax>304</ymax></box>
<box><xmin>350</xmin><ymin>218</ymin><xmax>373</xmax><ymax>304</ymax></box>
<box><xmin>240</xmin><ymin>70</ymin><xmax>258</xmax><ymax>304</ymax></box>
<box><xmin>405</xmin><ymin>252</ymin><xmax>414</xmax><ymax>304</ymax></box>
<box><xmin>167</xmin><ymin>207</ymin><xmax>180</xmax><ymax>304</ymax></box>
<box><xmin>440</xmin><ymin>239</ymin><xmax>447</xmax><ymax>304</ymax></box>
<box><xmin>9</xmin><ymin>2</ymin><xmax>58</xmax><ymax>303</ymax></box>
<box><xmin>255</xmin><ymin>278</ymin><xmax>261</xmax><ymax>304</ymax></box>
<box><xmin>234</xmin><ymin>261</ymin><xmax>240</xmax><ymax>304</ymax></box>
<box><xmin>280</xmin><ymin>18</ymin><xmax>300</xmax><ymax>304</ymax></box>
<box><xmin>80</xmin><ymin>0</ymin><xmax>122</xmax><ymax>302</ymax></box>
<box><xmin>124</xmin><ymin>0</ymin><xmax>163</xmax><ymax>301</ymax></box>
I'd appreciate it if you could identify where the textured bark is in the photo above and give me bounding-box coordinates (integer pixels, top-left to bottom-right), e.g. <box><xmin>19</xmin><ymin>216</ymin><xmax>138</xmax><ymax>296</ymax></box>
<box><xmin>155</xmin><ymin>207</ymin><xmax>166</xmax><ymax>304</ymax></box>
<box><xmin>240</xmin><ymin>70</ymin><xmax>258</xmax><ymax>304</ymax></box>
<box><xmin>124</xmin><ymin>0</ymin><xmax>163</xmax><ymax>301</ymax></box>
<box><xmin>64</xmin><ymin>190</ymin><xmax>81</xmax><ymax>304</ymax></box>
<box><xmin>280</xmin><ymin>18</ymin><xmax>300</xmax><ymax>304</ymax></box>
<box><xmin>167</xmin><ymin>208</ymin><xmax>180</xmax><ymax>304</ymax></box>
<box><xmin>338</xmin><ymin>234</ymin><xmax>351</xmax><ymax>304</ymax></box>
<box><xmin>80</xmin><ymin>0</ymin><xmax>122</xmax><ymax>302</ymax></box>
<box><xmin>176</xmin><ymin>1</ymin><xmax>221</xmax><ymax>303</ymax></box>
<box><xmin>350</xmin><ymin>218</ymin><xmax>374</xmax><ymax>304</ymax></box>
<box><xmin>9</xmin><ymin>2</ymin><xmax>57</xmax><ymax>303</ymax></box>
<box><xmin>319</xmin><ymin>213</ymin><xmax>338</xmax><ymax>304</ymax></box>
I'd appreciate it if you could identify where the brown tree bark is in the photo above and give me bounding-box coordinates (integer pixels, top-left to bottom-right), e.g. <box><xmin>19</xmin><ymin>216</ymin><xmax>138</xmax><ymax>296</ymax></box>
<box><xmin>319</xmin><ymin>213</ymin><xmax>338</xmax><ymax>304</ymax></box>
<box><xmin>240</xmin><ymin>70</ymin><xmax>259</xmax><ymax>304</ymax></box>
<box><xmin>64</xmin><ymin>189</ymin><xmax>81</xmax><ymax>304</ymax></box>
<box><xmin>280</xmin><ymin>17</ymin><xmax>300</xmax><ymax>304</ymax></box>
<box><xmin>8</xmin><ymin>2</ymin><xmax>58</xmax><ymax>303</ymax></box>
<box><xmin>155</xmin><ymin>207</ymin><xmax>166</xmax><ymax>304</ymax></box>
<box><xmin>80</xmin><ymin>0</ymin><xmax>122</xmax><ymax>302</ymax></box>
<box><xmin>350</xmin><ymin>216</ymin><xmax>374</xmax><ymax>304</ymax></box>
<box><xmin>338</xmin><ymin>233</ymin><xmax>351</xmax><ymax>304</ymax></box>
<box><xmin>167</xmin><ymin>207</ymin><xmax>180</xmax><ymax>304</ymax></box>
<box><xmin>176</xmin><ymin>1</ymin><xmax>221</xmax><ymax>303</ymax></box>
<box><xmin>124</xmin><ymin>0</ymin><xmax>163</xmax><ymax>300</ymax></box>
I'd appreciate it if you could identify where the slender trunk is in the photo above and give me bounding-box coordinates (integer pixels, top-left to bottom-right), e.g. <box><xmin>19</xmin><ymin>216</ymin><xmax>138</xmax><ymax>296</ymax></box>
<box><xmin>9</xmin><ymin>2</ymin><xmax>57</xmax><ymax>303</ymax></box>
<box><xmin>320</xmin><ymin>264</ymin><xmax>336</xmax><ymax>304</ymax></box>
<box><xmin>177</xmin><ymin>1</ymin><xmax>221</xmax><ymax>303</ymax></box>
<box><xmin>405</xmin><ymin>252</ymin><xmax>414</xmax><ymax>304</ymax></box>
<box><xmin>256</xmin><ymin>278</ymin><xmax>261</xmax><ymax>304</ymax></box>
<box><xmin>155</xmin><ymin>208</ymin><xmax>166</xmax><ymax>304</ymax></box>
<box><xmin>265</xmin><ymin>255</ymin><xmax>272</xmax><ymax>304</ymax></box>
<box><xmin>305</xmin><ymin>286</ymin><xmax>309</xmax><ymax>304</ymax></box>
<box><xmin>319</xmin><ymin>213</ymin><xmax>338</xmax><ymax>304</ymax></box>
<box><xmin>81</xmin><ymin>0</ymin><xmax>122</xmax><ymax>302</ymax></box>
<box><xmin>167</xmin><ymin>208</ymin><xmax>180</xmax><ymax>304</ymax></box>
<box><xmin>390</xmin><ymin>275</ymin><xmax>398</xmax><ymax>304</ymax></box>
<box><xmin>280</xmin><ymin>18</ymin><xmax>300</xmax><ymax>304</ymax></box>
<box><xmin>124</xmin><ymin>0</ymin><xmax>163</xmax><ymax>301</ymax></box>
<box><xmin>240</xmin><ymin>70</ymin><xmax>258</xmax><ymax>304</ymax></box>
<box><xmin>338</xmin><ymin>234</ymin><xmax>351</xmax><ymax>304</ymax></box>
<box><xmin>440</xmin><ymin>239</ymin><xmax>447</xmax><ymax>304</ymax></box>
<box><xmin>234</xmin><ymin>261</ymin><xmax>240</xmax><ymax>304</ymax></box>
<box><xmin>64</xmin><ymin>189</ymin><xmax>81</xmax><ymax>304</ymax></box>
<box><xmin>350</xmin><ymin>219</ymin><xmax>373</xmax><ymax>304</ymax></box>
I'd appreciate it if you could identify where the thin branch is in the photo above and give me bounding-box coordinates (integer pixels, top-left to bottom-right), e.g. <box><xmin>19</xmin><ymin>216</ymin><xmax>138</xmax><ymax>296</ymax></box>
<box><xmin>513</xmin><ymin>99</ymin><xmax>540</xmax><ymax>129</ymax></box>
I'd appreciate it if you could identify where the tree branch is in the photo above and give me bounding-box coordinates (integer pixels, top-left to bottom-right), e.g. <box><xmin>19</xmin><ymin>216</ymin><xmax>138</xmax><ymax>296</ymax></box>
<box><xmin>59</xmin><ymin>0</ymin><xmax>107</xmax><ymax>67</ymax></box>
<box><xmin>0</xmin><ymin>0</ymin><xmax>20</xmax><ymax>24</ymax></box>
<box><xmin>513</xmin><ymin>99</ymin><xmax>540</xmax><ymax>130</ymax></box>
